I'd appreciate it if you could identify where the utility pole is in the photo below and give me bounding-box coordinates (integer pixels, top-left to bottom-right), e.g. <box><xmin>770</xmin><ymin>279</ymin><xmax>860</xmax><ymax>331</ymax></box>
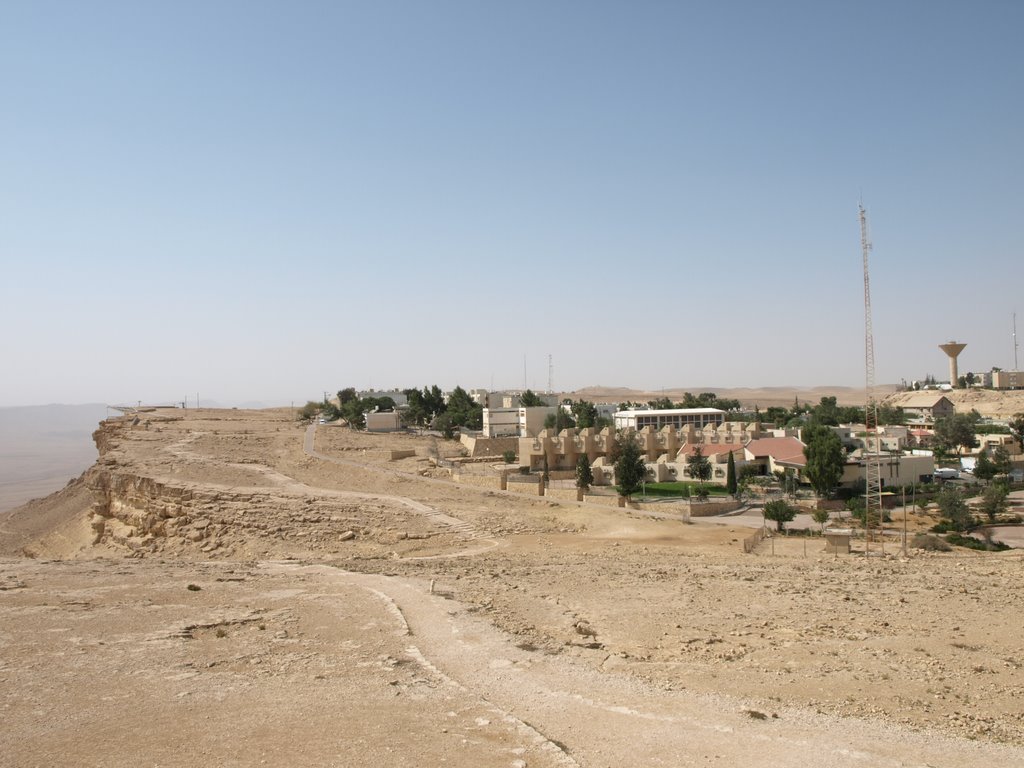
<box><xmin>860</xmin><ymin>203</ymin><xmax>883</xmax><ymax>555</ymax></box>
<box><xmin>548</xmin><ymin>353</ymin><xmax>553</xmax><ymax>395</ymax></box>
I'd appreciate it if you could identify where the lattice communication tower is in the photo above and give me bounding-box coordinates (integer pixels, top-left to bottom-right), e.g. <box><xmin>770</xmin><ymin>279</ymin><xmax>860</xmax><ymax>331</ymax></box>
<box><xmin>860</xmin><ymin>204</ymin><xmax>883</xmax><ymax>548</ymax></box>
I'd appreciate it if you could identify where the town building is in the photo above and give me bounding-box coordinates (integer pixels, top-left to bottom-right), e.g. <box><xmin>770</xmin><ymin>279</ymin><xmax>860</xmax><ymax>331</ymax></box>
<box><xmin>899</xmin><ymin>393</ymin><xmax>955</xmax><ymax>423</ymax></box>
<box><xmin>613</xmin><ymin>408</ymin><xmax>725</xmax><ymax>432</ymax></box>
<box><xmin>482</xmin><ymin>407</ymin><xmax>555</xmax><ymax>438</ymax></box>
<box><xmin>365</xmin><ymin>411</ymin><xmax>402</xmax><ymax>432</ymax></box>
<box><xmin>992</xmin><ymin>370</ymin><xmax>1023</xmax><ymax>390</ymax></box>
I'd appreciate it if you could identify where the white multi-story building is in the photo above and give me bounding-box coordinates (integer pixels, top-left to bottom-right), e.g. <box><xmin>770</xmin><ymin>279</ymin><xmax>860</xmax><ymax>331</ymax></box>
<box><xmin>613</xmin><ymin>408</ymin><xmax>725</xmax><ymax>432</ymax></box>
<box><xmin>482</xmin><ymin>406</ymin><xmax>556</xmax><ymax>438</ymax></box>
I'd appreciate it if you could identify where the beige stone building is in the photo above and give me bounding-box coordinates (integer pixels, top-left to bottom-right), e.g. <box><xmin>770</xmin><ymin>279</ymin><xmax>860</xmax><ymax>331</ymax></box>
<box><xmin>841</xmin><ymin>453</ymin><xmax>935</xmax><ymax>489</ymax></box>
<box><xmin>899</xmin><ymin>393</ymin><xmax>955</xmax><ymax>423</ymax></box>
<box><xmin>519</xmin><ymin>421</ymin><xmax>762</xmax><ymax>484</ymax></box>
<box><xmin>992</xmin><ymin>370</ymin><xmax>1023</xmax><ymax>390</ymax></box>
<box><xmin>365</xmin><ymin>411</ymin><xmax>401</xmax><ymax>432</ymax></box>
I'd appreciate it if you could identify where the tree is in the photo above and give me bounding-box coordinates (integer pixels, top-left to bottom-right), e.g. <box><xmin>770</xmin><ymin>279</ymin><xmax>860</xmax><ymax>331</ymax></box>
<box><xmin>810</xmin><ymin>396</ymin><xmax>840</xmax><ymax>426</ymax></box>
<box><xmin>648</xmin><ymin>397</ymin><xmax>674</xmax><ymax>410</ymax></box>
<box><xmin>543</xmin><ymin>410</ymin><xmax>575</xmax><ymax>431</ymax></box>
<box><xmin>615</xmin><ymin>435</ymin><xmax>646</xmax><ymax>499</ymax></box>
<box><xmin>502</xmin><ymin>449</ymin><xmax>516</xmax><ymax>464</ymax></box>
<box><xmin>877</xmin><ymin>403</ymin><xmax>905</xmax><ymax>426</ymax></box>
<box><xmin>340</xmin><ymin>396</ymin><xmax>367</xmax><ymax>429</ymax></box>
<box><xmin>569</xmin><ymin>400</ymin><xmax>599</xmax><ymax>429</ymax></box>
<box><xmin>575</xmin><ymin>455</ymin><xmax>594</xmax><ymax>491</ymax></box>
<box><xmin>1009</xmin><ymin>413</ymin><xmax>1024</xmax><ymax>454</ymax></box>
<box><xmin>725</xmin><ymin>451</ymin><xmax>737</xmax><ymax>495</ymax></box>
<box><xmin>433</xmin><ymin>412</ymin><xmax>456</xmax><ymax>439</ymax></box>
<box><xmin>446</xmin><ymin>386</ymin><xmax>483</xmax><ymax>430</ymax></box>
<box><xmin>404</xmin><ymin>385</ymin><xmax>447</xmax><ymax>427</ymax></box>
<box><xmin>686</xmin><ymin>445</ymin><xmax>712</xmax><ymax>486</ymax></box>
<box><xmin>978</xmin><ymin>484</ymin><xmax>1009</xmax><ymax>523</ymax></box>
<box><xmin>933</xmin><ymin>414</ymin><xmax>979</xmax><ymax>457</ymax></box>
<box><xmin>811</xmin><ymin>507</ymin><xmax>830</xmax><ymax>532</ymax></box>
<box><xmin>763</xmin><ymin>499</ymin><xmax>796</xmax><ymax>532</ymax></box>
<box><xmin>973</xmin><ymin>452</ymin><xmax>996</xmax><ymax>483</ymax></box>
<box><xmin>992</xmin><ymin>446</ymin><xmax>1013</xmax><ymax>477</ymax></box>
<box><xmin>773</xmin><ymin>468</ymin><xmax>798</xmax><ymax>498</ymax></box>
<box><xmin>803</xmin><ymin>424</ymin><xmax>844</xmax><ymax>498</ymax></box>
<box><xmin>936</xmin><ymin>486</ymin><xmax>972</xmax><ymax>532</ymax></box>
<box><xmin>519</xmin><ymin>389</ymin><xmax>546</xmax><ymax>407</ymax></box>
<box><xmin>337</xmin><ymin>388</ymin><xmax>357</xmax><ymax>405</ymax></box>
<box><xmin>298</xmin><ymin>400</ymin><xmax>321</xmax><ymax>421</ymax></box>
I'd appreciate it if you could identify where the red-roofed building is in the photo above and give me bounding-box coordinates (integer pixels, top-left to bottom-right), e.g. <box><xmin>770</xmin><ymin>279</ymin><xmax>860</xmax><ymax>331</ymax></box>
<box><xmin>744</xmin><ymin>436</ymin><xmax>807</xmax><ymax>477</ymax></box>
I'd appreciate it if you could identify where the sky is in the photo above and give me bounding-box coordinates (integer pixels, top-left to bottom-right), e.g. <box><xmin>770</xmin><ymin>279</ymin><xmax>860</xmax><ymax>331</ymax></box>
<box><xmin>1</xmin><ymin>0</ymin><xmax>1021</xmax><ymax>407</ymax></box>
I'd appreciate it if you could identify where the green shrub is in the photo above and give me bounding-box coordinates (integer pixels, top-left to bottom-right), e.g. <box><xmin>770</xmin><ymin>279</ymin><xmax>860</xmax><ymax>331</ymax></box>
<box><xmin>946</xmin><ymin>532</ymin><xmax>1010</xmax><ymax>551</ymax></box>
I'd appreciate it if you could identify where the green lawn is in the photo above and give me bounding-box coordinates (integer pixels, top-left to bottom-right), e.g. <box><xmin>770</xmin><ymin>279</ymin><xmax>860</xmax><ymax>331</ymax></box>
<box><xmin>641</xmin><ymin>482</ymin><xmax>730</xmax><ymax>498</ymax></box>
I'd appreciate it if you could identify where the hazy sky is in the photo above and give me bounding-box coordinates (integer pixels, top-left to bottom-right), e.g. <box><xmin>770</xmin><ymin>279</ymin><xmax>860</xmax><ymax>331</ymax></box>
<box><xmin>2</xmin><ymin>1</ymin><xmax>1021</xmax><ymax>407</ymax></box>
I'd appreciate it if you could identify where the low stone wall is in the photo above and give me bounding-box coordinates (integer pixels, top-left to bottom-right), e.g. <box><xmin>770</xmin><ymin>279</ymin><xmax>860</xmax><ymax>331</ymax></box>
<box><xmin>507</xmin><ymin>477</ymin><xmax>544</xmax><ymax>496</ymax></box>
<box><xmin>452</xmin><ymin>472</ymin><xmax>505</xmax><ymax>491</ymax></box>
<box><xmin>548</xmin><ymin>470</ymin><xmax>576</xmax><ymax>481</ymax></box>
<box><xmin>389</xmin><ymin>449</ymin><xmax>417</xmax><ymax>461</ymax></box>
<box><xmin>632</xmin><ymin>501</ymin><xmax>692</xmax><ymax>520</ymax></box>
<box><xmin>459</xmin><ymin>434</ymin><xmax>519</xmax><ymax>459</ymax></box>
<box><xmin>687</xmin><ymin>499</ymin><xmax>742</xmax><ymax>517</ymax></box>
<box><xmin>545</xmin><ymin>487</ymin><xmax>583</xmax><ymax>502</ymax></box>
<box><xmin>582</xmin><ymin>493</ymin><xmax>623</xmax><ymax>507</ymax></box>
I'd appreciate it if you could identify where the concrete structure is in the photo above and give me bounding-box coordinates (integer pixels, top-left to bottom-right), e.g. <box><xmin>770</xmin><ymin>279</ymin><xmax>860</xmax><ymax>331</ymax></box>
<box><xmin>674</xmin><ymin>441</ymin><xmax>747</xmax><ymax>485</ymax></box>
<box><xmin>939</xmin><ymin>341</ymin><xmax>967</xmax><ymax>387</ymax></box>
<box><xmin>613</xmin><ymin>408</ymin><xmax>725</xmax><ymax>432</ymax></box>
<box><xmin>482</xmin><ymin>407</ymin><xmax>555</xmax><ymax>438</ymax></box>
<box><xmin>365</xmin><ymin>411</ymin><xmax>402</xmax><ymax>432</ymax></box>
<box><xmin>840</xmin><ymin>453</ymin><xmax>934</xmax><ymax>489</ymax></box>
<box><xmin>992</xmin><ymin>370</ymin><xmax>1023</xmax><ymax>390</ymax></box>
<box><xmin>899</xmin><ymin>393</ymin><xmax>955</xmax><ymax>423</ymax></box>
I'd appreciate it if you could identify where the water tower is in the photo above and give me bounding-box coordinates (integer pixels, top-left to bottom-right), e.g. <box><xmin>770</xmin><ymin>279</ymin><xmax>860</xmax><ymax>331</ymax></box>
<box><xmin>939</xmin><ymin>341</ymin><xmax>967</xmax><ymax>387</ymax></box>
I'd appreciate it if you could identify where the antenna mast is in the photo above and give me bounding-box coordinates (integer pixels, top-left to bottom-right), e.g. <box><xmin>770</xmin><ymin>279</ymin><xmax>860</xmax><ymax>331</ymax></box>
<box><xmin>1014</xmin><ymin>313</ymin><xmax>1019</xmax><ymax>371</ymax></box>
<box><xmin>548</xmin><ymin>354</ymin><xmax>553</xmax><ymax>394</ymax></box>
<box><xmin>860</xmin><ymin>204</ymin><xmax>883</xmax><ymax>552</ymax></box>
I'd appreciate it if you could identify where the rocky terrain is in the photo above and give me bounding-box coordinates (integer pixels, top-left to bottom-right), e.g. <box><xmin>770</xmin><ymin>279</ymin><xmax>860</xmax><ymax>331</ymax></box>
<box><xmin>3</xmin><ymin>406</ymin><xmax>1024</xmax><ymax>766</ymax></box>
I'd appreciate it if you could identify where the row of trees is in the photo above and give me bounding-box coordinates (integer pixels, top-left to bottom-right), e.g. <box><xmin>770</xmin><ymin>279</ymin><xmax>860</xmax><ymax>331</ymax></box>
<box><xmin>499</xmin><ymin>389</ymin><xmax>617</xmax><ymax>432</ymax></box>
<box><xmin>624</xmin><ymin>392</ymin><xmax>743</xmax><ymax>412</ymax></box>
<box><xmin>759</xmin><ymin>396</ymin><xmax>904</xmax><ymax>429</ymax></box>
<box><xmin>403</xmin><ymin>385</ymin><xmax>482</xmax><ymax>436</ymax></box>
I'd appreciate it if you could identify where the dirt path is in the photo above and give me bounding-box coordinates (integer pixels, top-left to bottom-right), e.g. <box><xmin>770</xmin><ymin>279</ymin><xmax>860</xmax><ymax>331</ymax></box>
<box><xmin>269</xmin><ymin>562</ymin><xmax>1024</xmax><ymax>767</ymax></box>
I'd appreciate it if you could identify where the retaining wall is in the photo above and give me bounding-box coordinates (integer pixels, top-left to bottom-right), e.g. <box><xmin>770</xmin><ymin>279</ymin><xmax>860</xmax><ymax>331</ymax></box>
<box><xmin>507</xmin><ymin>477</ymin><xmax>544</xmax><ymax>496</ymax></box>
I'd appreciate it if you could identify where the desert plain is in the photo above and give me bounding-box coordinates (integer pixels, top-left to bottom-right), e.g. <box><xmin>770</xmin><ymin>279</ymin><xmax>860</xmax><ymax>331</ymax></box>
<box><xmin>3</xmin><ymin>399</ymin><xmax>1024</xmax><ymax>767</ymax></box>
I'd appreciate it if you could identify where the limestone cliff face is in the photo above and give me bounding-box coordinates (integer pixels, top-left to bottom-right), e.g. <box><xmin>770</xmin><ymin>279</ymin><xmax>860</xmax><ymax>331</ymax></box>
<box><xmin>83</xmin><ymin>417</ymin><xmax>421</xmax><ymax>559</ymax></box>
<box><xmin>87</xmin><ymin>418</ymin><xmax>204</xmax><ymax>553</ymax></box>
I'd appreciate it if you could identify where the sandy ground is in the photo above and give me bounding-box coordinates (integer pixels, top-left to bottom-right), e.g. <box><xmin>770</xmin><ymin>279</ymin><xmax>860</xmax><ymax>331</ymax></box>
<box><xmin>3</xmin><ymin>406</ymin><xmax>1024</xmax><ymax>766</ymax></box>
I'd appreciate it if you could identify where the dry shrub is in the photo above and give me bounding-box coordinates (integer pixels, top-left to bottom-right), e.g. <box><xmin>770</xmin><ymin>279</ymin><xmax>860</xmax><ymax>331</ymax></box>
<box><xmin>911</xmin><ymin>533</ymin><xmax>951</xmax><ymax>552</ymax></box>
